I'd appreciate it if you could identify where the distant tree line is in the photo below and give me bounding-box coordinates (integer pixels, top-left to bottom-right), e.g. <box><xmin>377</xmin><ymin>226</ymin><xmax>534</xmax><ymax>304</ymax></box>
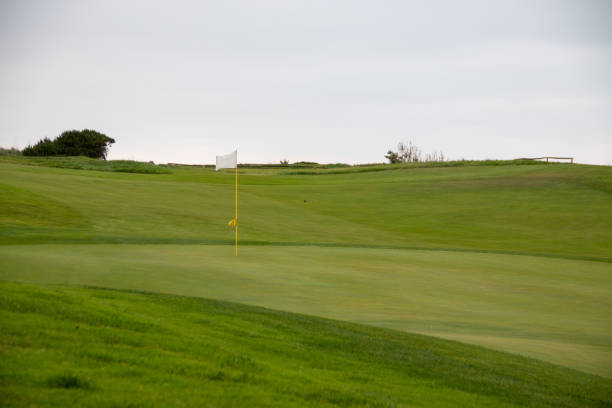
<box><xmin>0</xmin><ymin>147</ymin><xmax>22</xmax><ymax>156</ymax></box>
<box><xmin>385</xmin><ymin>141</ymin><xmax>445</xmax><ymax>163</ymax></box>
<box><xmin>23</xmin><ymin>129</ymin><xmax>115</xmax><ymax>159</ymax></box>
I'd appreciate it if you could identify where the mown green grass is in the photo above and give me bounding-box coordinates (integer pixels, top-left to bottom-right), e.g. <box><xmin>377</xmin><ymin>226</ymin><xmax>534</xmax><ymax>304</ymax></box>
<box><xmin>1</xmin><ymin>160</ymin><xmax>610</xmax><ymax>259</ymax></box>
<box><xmin>1</xmin><ymin>281</ymin><xmax>611</xmax><ymax>407</ymax></box>
<box><xmin>1</xmin><ymin>244</ymin><xmax>610</xmax><ymax>377</ymax></box>
<box><xmin>0</xmin><ymin>159</ymin><xmax>611</xmax><ymax>387</ymax></box>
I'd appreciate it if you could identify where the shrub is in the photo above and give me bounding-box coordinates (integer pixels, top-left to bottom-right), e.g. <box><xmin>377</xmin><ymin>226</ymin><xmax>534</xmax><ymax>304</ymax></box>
<box><xmin>23</xmin><ymin>129</ymin><xmax>115</xmax><ymax>159</ymax></box>
<box><xmin>384</xmin><ymin>150</ymin><xmax>400</xmax><ymax>164</ymax></box>
<box><xmin>0</xmin><ymin>147</ymin><xmax>22</xmax><ymax>156</ymax></box>
<box><xmin>385</xmin><ymin>141</ymin><xmax>445</xmax><ymax>164</ymax></box>
<box><xmin>23</xmin><ymin>138</ymin><xmax>57</xmax><ymax>156</ymax></box>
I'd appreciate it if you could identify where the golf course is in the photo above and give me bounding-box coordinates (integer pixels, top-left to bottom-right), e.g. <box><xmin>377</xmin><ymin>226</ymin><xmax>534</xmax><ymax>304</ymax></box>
<box><xmin>1</xmin><ymin>156</ymin><xmax>611</xmax><ymax>407</ymax></box>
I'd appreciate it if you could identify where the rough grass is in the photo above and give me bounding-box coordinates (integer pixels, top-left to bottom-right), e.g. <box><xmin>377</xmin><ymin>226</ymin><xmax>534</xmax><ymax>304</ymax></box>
<box><xmin>1</xmin><ymin>281</ymin><xmax>610</xmax><ymax>408</ymax></box>
<box><xmin>279</xmin><ymin>159</ymin><xmax>555</xmax><ymax>175</ymax></box>
<box><xmin>0</xmin><ymin>155</ymin><xmax>170</xmax><ymax>174</ymax></box>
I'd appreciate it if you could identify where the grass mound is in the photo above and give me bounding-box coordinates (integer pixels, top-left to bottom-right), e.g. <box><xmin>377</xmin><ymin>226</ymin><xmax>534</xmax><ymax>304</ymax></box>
<box><xmin>1</xmin><ymin>281</ymin><xmax>610</xmax><ymax>407</ymax></box>
<box><xmin>0</xmin><ymin>155</ymin><xmax>170</xmax><ymax>174</ymax></box>
<box><xmin>279</xmin><ymin>159</ymin><xmax>557</xmax><ymax>175</ymax></box>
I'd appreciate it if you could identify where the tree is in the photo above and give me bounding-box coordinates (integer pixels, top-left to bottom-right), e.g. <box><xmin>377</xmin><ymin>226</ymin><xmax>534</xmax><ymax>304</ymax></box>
<box><xmin>385</xmin><ymin>141</ymin><xmax>445</xmax><ymax>164</ymax></box>
<box><xmin>385</xmin><ymin>141</ymin><xmax>421</xmax><ymax>163</ymax></box>
<box><xmin>23</xmin><ymin>129</ymin><xmax>115</xmax><ymax>159</ymax></box>
<box><xmin>384</xmin><ymin>150</ymin><xmax>400</xmax><ymax>163</ymax></box>
<box><xmin>22</xmin><ymin>138</ymin><xmax>58</xmax><ymax>157</ymax></box>
<box><xmin>397</xmin><ymin>141</ymin><xmax>421</xmax><ymax>163</ymax></box>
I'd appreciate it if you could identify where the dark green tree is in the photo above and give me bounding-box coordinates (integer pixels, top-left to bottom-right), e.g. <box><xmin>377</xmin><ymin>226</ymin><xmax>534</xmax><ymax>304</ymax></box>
<box><xmin>22</xmin><ymin>138</ymin><xmax>58</xmax><ymax>157</ymax></box>
<box><xmin>23</xmin><ymin>129</ymin><xmax>115</xmax><ymax>159</ymax></box>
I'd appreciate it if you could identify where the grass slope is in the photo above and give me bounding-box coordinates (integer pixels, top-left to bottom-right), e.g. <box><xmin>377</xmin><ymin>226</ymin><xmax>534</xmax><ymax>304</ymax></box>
<box><xmin>0</xmin><ymin>158</ymin><xmax>611</xmax><ymax>378</ymax></box>
<box><xmin>0</xmin><ymin>156</ymin><xmax>169</xmax><ymax>174</ymax></box>
<box><xmin>1</xmin><ymin>158</ymin><xmax>609</xmax><ymax>259</ymax></box>
<box><xmin>1</xmin><ymin>281</ymin><xmax>611</xmax><ymax>408</ymax></box>
<box><xmin>1</xmin><ymin>244</ymin><xmax>610</xmax><ymax>378</ymax></box>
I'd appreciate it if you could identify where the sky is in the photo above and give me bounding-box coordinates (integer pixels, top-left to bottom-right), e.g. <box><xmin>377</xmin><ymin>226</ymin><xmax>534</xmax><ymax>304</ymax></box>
<box><xmin>0</xmin><ymin>0</ymin><xmax>611</xmax><ymax>165</ymax></box>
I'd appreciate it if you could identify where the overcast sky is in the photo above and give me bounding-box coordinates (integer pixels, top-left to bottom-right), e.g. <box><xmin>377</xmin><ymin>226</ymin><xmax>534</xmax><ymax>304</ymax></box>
<box><xmin>1</xmin><ymin>0</ymin><xmax>610</xmax><ymax>164</ymax></box>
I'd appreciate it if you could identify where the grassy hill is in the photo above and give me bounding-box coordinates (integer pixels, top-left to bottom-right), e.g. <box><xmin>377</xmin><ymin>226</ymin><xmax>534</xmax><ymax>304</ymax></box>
<box><xmin>0</xmin><ymin>156</ymin><xmax>611</xmax><ymax>386</ymax></box>
<box><xmin>0</xmin><ymin>155</ymin><xmax>170</xmax><ymax>174</ymax></box>
<box><xmin>1</xmin><ymin>281</ymin><xmax>611</xmax><ymax>407</ymax></box>
<box><xmin>1</xmin><ymin>158</ymin><xmax>609</xmax><ymax>259</ymax></box>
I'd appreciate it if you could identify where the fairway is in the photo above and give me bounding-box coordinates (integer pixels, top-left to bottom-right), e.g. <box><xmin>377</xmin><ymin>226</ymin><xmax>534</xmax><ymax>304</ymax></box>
<box><xmin>2</xmin><ymin>161</ymin><xmax>610</xmax><ymax>260</ymax></box>
<box><xmin>1</xmin><ymin>158</ymin><xmax>611</xmax><ymax>381</ymax></box>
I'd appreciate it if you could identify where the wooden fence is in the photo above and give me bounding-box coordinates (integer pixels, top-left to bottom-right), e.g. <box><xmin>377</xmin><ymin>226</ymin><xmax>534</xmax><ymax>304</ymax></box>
<box><xmin>518</xmin><ymin>157</ymin><xmax>574</xmax><ymax>163</ymax></box>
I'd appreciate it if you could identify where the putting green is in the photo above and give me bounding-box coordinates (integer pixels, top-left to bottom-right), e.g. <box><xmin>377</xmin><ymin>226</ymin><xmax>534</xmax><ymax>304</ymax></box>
<box><xmin>1</xmin><ymin>243</ymin><xmax>610</xmax><ymax>377</ymax></box>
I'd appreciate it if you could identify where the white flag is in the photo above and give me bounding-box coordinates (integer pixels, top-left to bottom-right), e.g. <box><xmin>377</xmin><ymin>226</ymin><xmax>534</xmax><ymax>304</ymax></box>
<box><xmin>215</xmin><ymin>150</ymin><xmax>237</xmax><ymax>171</ymax></box>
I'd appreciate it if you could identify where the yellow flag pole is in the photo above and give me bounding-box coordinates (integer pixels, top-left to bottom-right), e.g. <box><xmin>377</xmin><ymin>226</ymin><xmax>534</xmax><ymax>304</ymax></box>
<box><xmin>235</xmin><ymin>164</ymin><xmax>238</xmax><ymax>256</ymax></box>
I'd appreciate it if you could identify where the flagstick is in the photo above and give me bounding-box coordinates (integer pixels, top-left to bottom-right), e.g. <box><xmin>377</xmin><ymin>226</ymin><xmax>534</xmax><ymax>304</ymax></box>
<box><xmin>235</xmin><ymin>165</ymin><xmax>238</xmax><ymax>256</ymax></box>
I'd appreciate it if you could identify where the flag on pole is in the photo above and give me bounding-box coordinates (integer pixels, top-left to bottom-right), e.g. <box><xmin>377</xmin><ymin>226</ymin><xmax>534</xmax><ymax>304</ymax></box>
<box><xmin>216</xmin><ymin>150</ymin><xmax>238</xmax><ymax>256</ymax></box>
<box><xmin>215</xmin><ymin>150</ymin><xmax>237</xmax><ymax>171</ymax></box>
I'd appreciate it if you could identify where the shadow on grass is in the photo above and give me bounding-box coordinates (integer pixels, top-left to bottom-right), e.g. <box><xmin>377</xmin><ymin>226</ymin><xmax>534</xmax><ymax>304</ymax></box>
<box><xmin>47</xmin><ymin>374</ymin><xmax>92</xmax><ymax>390</ymax></box>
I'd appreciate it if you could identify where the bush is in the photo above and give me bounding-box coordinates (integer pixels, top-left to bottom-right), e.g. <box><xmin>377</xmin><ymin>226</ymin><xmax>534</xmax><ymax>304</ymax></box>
<box><xmin>385</xmin><ymin>141</ymin><xmax>445</xmax><ymax>164</ymax></box>
<box><xmin>23</xmin><ymin>129</ymin><xmax>115</xmax><ymax>159</ymax></box>
<box><xmin>23</xmin><ymin>138</ymin><xmax>57</xmax><ymax>156</ymax></box>
<box><xmin>0</xmin><ymin>147</ymin><xmax>22</xmax><ymax>156</ymax></box>
<box><xmin>384</xmin><ymin>150</ymin><xmax>400</xmax><ymax>164</ymax></box>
